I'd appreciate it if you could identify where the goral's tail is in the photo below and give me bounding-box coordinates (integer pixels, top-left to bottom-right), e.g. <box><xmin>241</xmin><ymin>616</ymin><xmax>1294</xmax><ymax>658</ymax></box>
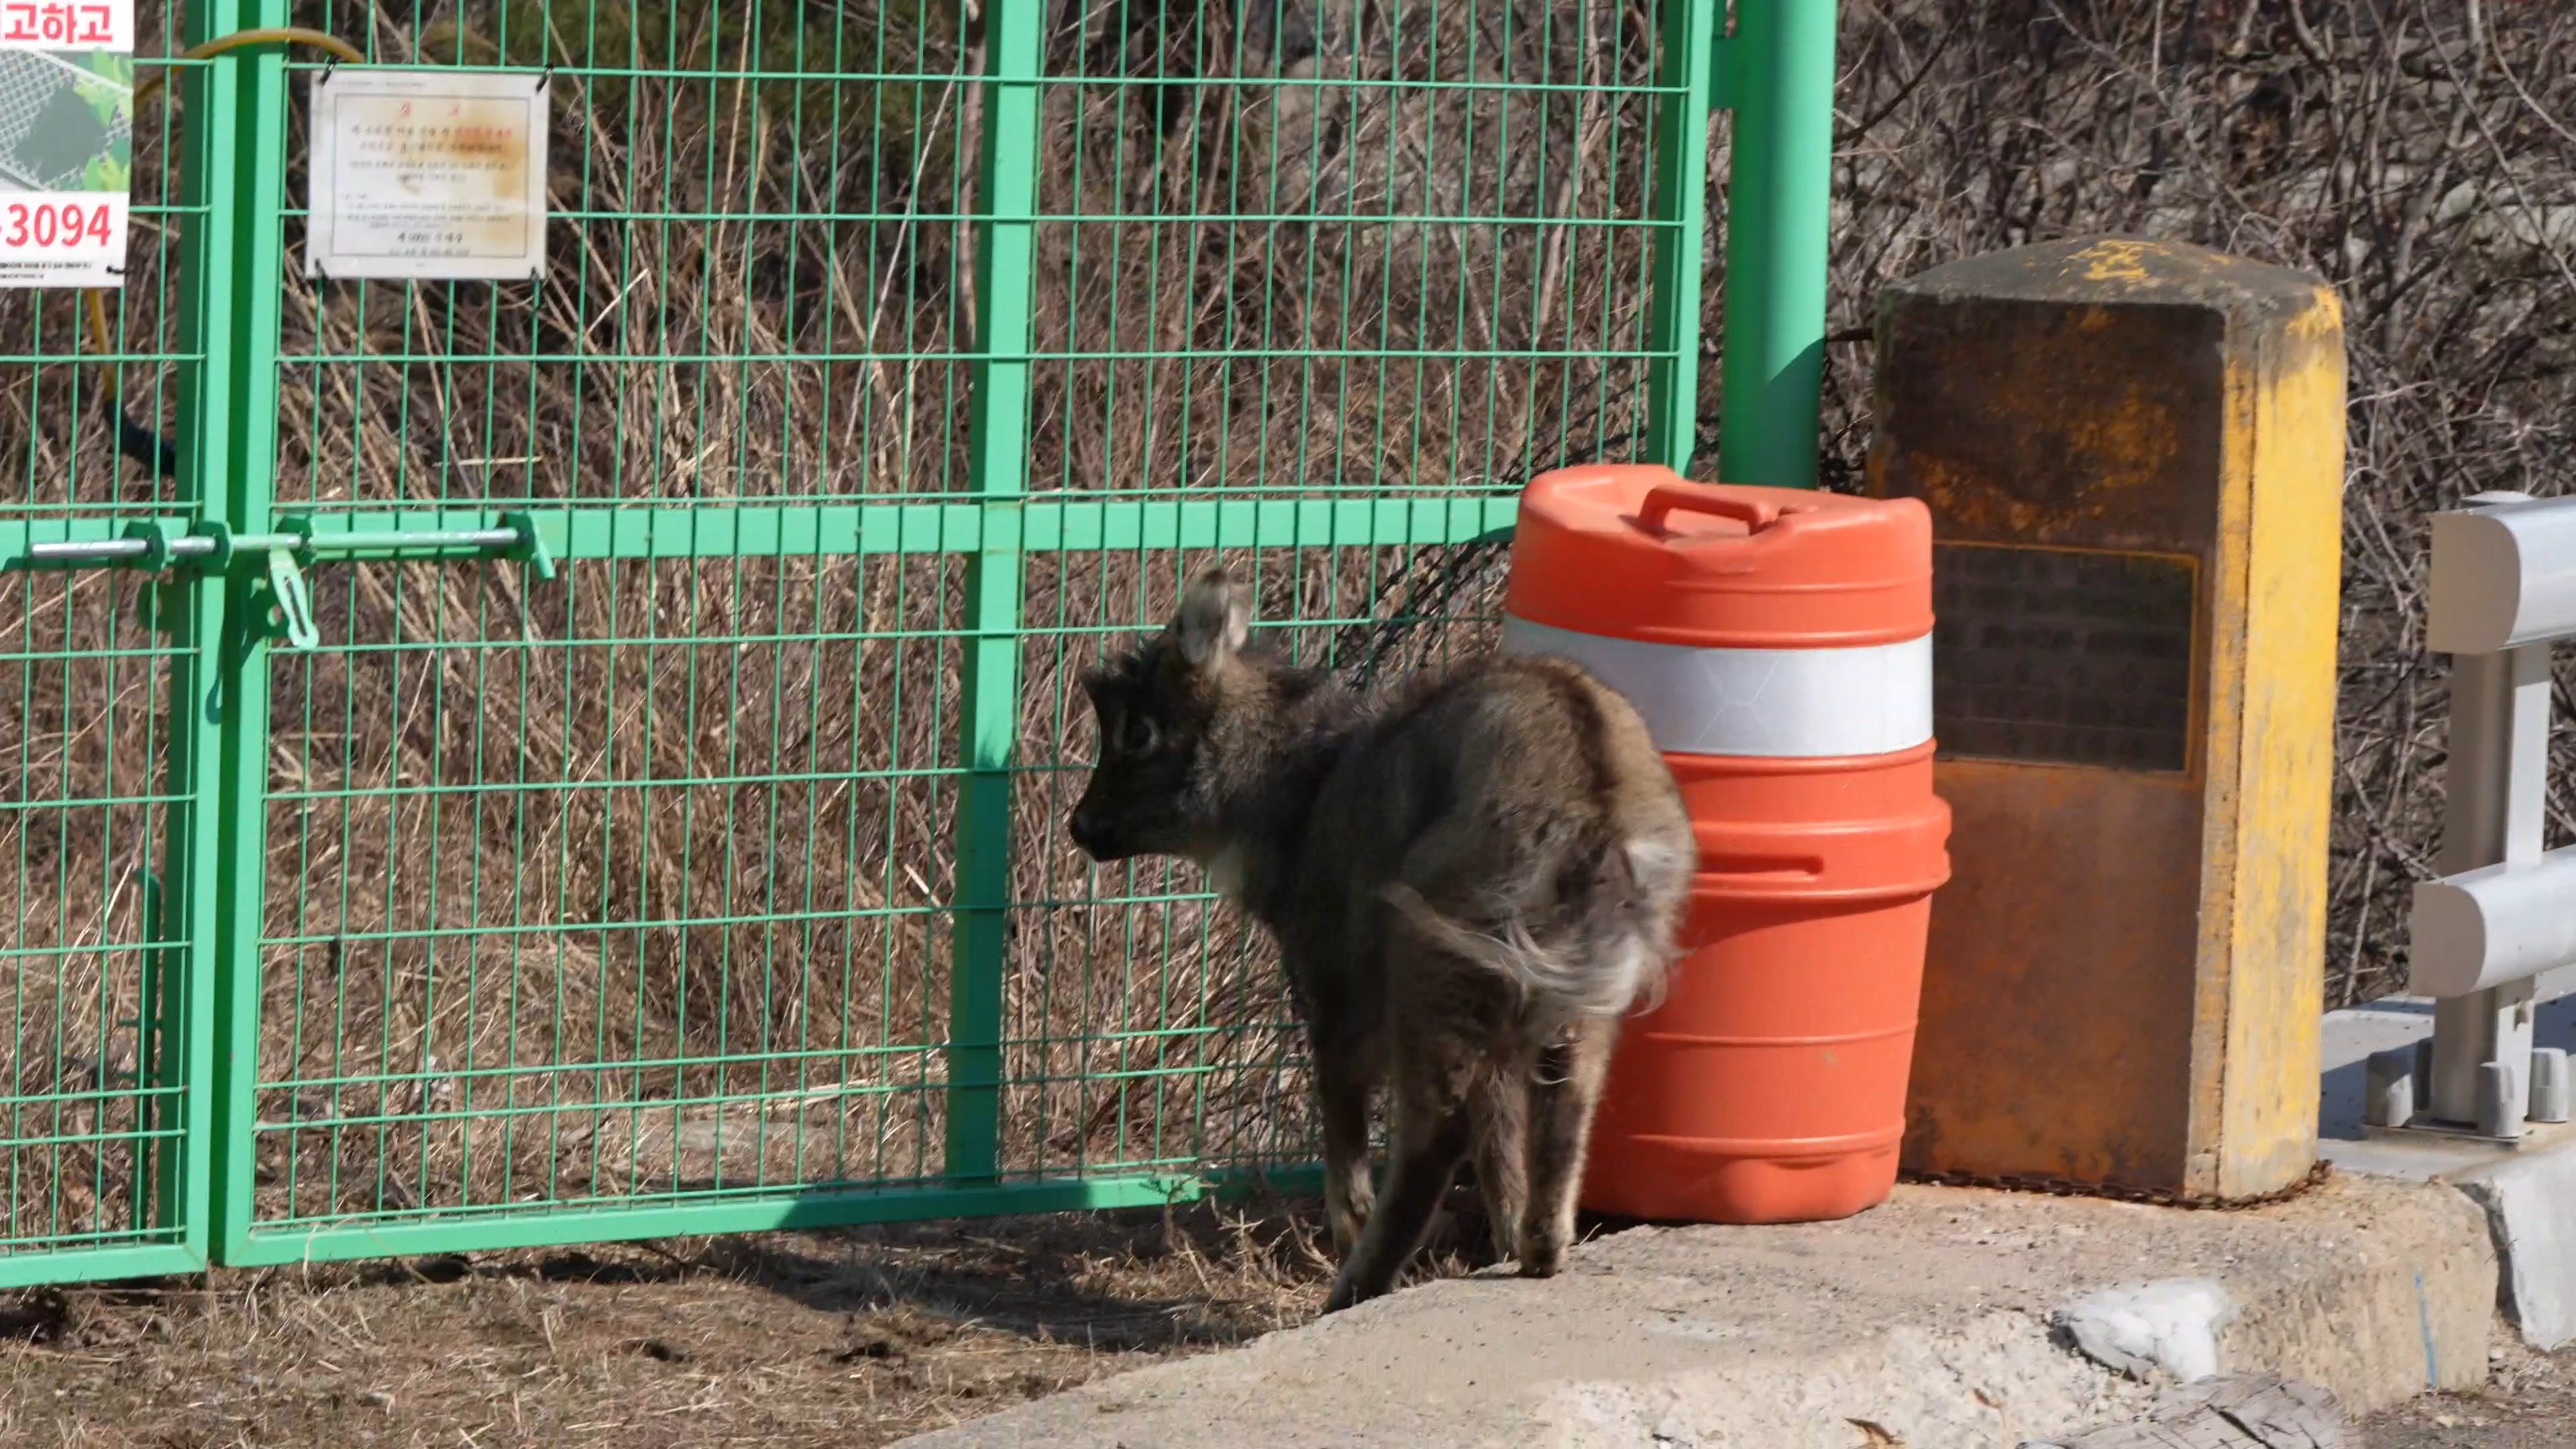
<box><xmin>1383</xmin><ymin>837</ymin><xmax>1686</xmax><ymax>1021</ymax></box>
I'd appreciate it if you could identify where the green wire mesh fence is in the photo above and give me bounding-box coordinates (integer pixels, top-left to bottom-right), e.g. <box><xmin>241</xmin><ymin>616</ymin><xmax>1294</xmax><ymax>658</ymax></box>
<box><xmin>0</xmin><ymin>0</ymin><xmax>207</xmax><ymax>1284</ymax></box>
<box><xmin>0</xmin><ymin>0</ymin><xmax>1831</xmax><ymax>1283</ymax></box>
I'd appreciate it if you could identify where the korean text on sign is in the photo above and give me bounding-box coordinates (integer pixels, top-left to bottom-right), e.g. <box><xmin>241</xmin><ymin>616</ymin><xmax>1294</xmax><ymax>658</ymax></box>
<box><xmin>0</xmin><ymin>2</ymin><xmax>131</xmax><ymax>50</ymax></box>
<box><xmin>0</xmin><ymin>0</ymin><xmax>134</xmax><ymax>288</ymax></box>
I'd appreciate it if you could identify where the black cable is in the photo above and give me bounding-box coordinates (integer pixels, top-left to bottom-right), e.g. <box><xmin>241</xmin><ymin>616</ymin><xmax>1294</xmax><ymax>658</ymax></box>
<box><xmin>104</xmin><ymin>395</ymin><xmax>178</xmax><ymax>480</ymax></box>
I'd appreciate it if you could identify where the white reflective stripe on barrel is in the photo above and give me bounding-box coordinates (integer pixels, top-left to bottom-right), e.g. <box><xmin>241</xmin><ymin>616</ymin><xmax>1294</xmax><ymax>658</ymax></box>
<box><xmin>1501</xmin><ymin>616</ymin><xmax>1933</xmax><ymax>759</ymax></box>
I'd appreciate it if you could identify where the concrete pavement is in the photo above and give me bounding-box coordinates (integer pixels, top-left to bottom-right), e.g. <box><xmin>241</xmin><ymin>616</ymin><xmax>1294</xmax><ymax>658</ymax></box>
<box><xmin>896</xmin><ymin>1178</ymin><xmax>2494</xmax><ymax>1448</ymax></box>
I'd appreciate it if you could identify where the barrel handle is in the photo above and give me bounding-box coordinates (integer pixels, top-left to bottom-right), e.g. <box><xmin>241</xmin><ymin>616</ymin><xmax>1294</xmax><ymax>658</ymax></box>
<box><xmin>1696</xmin><ymin>854</ymin><xmax>1828</xmax><ymax>886</ymax></box>
<box><xmin>1632</xmin><ymin>482</ymin><xmax>1800</xmax><ymax>538</ymax></box>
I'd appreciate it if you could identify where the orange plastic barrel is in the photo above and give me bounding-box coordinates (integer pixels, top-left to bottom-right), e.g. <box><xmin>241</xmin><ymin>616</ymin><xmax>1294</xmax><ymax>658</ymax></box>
<box><xmin>1501</xmin><ymin>464</ymin><xmax>1949</xmax><ymax>1224</ymax></box>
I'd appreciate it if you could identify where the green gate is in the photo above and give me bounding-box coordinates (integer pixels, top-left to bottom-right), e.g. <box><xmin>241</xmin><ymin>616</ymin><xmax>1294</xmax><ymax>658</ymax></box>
<box><xmin>1</xmin><ymin>0</ymin><xmax>1833</xmax><ymax>1283</ymax></box>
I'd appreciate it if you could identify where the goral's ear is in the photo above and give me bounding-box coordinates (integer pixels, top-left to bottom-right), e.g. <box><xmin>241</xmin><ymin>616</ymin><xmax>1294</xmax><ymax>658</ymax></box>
<box><xmin>1173</xmin><ymin>568</ymin><xmax>1250</xmax><ymax>672</ymax></box>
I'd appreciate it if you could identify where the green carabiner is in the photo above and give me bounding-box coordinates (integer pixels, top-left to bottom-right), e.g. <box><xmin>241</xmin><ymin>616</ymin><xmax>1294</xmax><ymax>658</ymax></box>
<box><xmin>263</xmin><ymin>547</ymin><xmax>319</xmax><ymax>649</ymax></box>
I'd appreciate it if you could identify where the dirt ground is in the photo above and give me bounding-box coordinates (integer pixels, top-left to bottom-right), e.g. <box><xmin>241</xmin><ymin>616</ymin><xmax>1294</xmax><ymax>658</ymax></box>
<box><xmin>6</xmin><ymin>1195</ymin><xmax>2569</xmax><ymax>1449</ymax></box>
<box><xmin>2364</xmin><ymin>1340</ymin><xmax>2576</xmax><ymax>1449</ymax></box>
<box><xmin>0</xmin><ymin>1199</ymin><xmax>1373</xmax><ymax>1448</ymax></box>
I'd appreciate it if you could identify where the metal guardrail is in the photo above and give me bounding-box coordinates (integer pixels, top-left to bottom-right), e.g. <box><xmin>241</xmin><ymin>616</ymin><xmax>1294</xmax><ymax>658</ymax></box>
<box><xmin>2369</xmin><ymin>492</ymin><xmax>2576</xmax><ymax>1140</ymax></box>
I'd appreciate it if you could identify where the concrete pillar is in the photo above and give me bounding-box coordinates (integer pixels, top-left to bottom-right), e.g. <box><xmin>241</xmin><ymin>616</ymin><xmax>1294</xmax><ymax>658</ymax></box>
<box><xmin>1870</xmin><ymin>237</ymin><xmax>2345</xmax><ymax>1201</ymax></box>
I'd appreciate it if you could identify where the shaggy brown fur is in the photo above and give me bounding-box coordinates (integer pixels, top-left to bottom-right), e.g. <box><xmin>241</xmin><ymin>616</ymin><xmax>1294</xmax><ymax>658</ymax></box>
<box><xmin>1069</xmin><ymin>568</ymin><xmax>1693</xmax><ymax>1311</ymax></box>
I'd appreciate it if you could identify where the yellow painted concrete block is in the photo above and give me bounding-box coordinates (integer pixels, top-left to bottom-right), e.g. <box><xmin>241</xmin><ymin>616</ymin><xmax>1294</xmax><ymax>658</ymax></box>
<box><xmin>1870</xmin><ymin>237</ymin><xmax>2345</xmax><ymax>1200</ymax></box>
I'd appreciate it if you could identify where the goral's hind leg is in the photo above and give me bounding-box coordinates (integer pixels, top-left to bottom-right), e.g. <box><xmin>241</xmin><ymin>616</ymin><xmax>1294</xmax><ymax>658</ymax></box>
<box><xmin>1324</xmin><ymin>1029</ymin><xmax>1476</xmax><ymax>1313</ymax></box>
<box><xmin>1311</xmin><ymin>1024</ymin><xmax>1376</xmax><ymax>1258</ymax></box>
<box><xmin>1521</xmin><ymin>1016</ymin><xmax>1616</xmax><ymax>1278</ymax></box>
<box><xmin>1468</xmin><ymin>1064</ymin><xmax>1528</xmax><ymax>1264</ymax></box>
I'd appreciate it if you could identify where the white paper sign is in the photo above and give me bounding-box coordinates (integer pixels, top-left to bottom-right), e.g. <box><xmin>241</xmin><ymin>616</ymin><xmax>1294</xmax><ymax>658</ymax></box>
<box><xmin>307</xmin><ymin>68</ymin><xmax>548</xmax><ymax>281</ymax></box>
<box><xmin>0</xmin><ymin>0</ymin><xmax>133</xmax><ymax>289</ymax></box>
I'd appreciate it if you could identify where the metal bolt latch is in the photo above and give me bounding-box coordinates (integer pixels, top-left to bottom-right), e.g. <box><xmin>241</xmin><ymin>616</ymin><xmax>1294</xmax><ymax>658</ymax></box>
<box><xmin>19</xmin><ymin>515</ymin><xmax>555</xmax><ymax>649</ymax></box>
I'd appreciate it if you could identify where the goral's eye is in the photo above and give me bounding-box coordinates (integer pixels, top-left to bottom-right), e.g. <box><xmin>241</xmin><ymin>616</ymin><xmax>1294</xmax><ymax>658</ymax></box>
<box><xmin>1120</xmin><ymin>714</ymin><xmax>1158</xmax><ymax>755</ymax></box>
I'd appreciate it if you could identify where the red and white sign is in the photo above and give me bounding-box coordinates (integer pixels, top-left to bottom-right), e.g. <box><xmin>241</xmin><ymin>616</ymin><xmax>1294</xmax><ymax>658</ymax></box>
<box><xmin>0</xmin><ymin>1</ymin><xmax>132</xmax><ymax>287</ymax></box>
<box><xmin>0</xmin><ymin>192</ymin><xmax>128</xmax><ymax>287</ymax></box>
<box><xmin>0</xmin><ymin>195</ymin><xmax>123</xmax><ymax>254</ymax></box>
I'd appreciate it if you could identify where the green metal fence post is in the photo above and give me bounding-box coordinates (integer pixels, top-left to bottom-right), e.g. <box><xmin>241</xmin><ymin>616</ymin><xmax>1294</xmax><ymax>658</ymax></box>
<box><xmin>948</xmin><ymin>0</ymin><xmax>1042</xmax><ymax>1183</ymax></box>
<box><xmin>200</xmin><ymin>0</ymin><xmax>294</xmax><ymax>1263</ymax></box>
<box><xmin>152</xmin><ymin>0</ymin><xmax>261</xmax><ymax>1269</ymax></box>
<box><xmin>0</xmin><ymin>0</ymin><xmax>1733</xmax><ymax>1277</ymax></box>
<box><xmin>1644</xmin><ymin>0</ymin><xmax>1722</xmax><ymax>474</ymax></box>
<box><xmin>1715</xmin><ymin>0</ymin><xmax>1837</xmax><ymax>489</ymax></box>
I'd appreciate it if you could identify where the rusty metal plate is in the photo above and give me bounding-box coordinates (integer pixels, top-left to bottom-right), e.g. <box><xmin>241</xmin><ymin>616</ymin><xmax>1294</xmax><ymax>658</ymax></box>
<box><xmin>1931</xmin><ymin>543</ymin><xmax>2198</xmax><ymax>772</ymax></box>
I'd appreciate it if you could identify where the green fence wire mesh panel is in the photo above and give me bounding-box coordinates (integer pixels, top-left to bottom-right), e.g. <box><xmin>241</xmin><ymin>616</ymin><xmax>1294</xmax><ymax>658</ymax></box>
<box><xmin>229</xmin><ymin>0</ymin><xmax>998</xmax><ymax>1258</ymax></box>
<box><xmin>201</xmin><ymin>0</ymin><xmax>1697</xmax><ymax>1265</ymax></box>
<box><xmin>248</xmin><ymin>555</ymin><xmax>971</xmax><ymax>1236</ymax></box>
<box><xmin>0</xmin><ymin>0</ymin><xmax>213</xmax><ymax>1286</ymax></box>
<box><xmin>1002</xmin><ymin>0</ymin><xmax>1681</xmax><ymax>1183</ymax></box>
<box><xmin>3</xmin><ymin>0</ymin><xmax>1741</xmax><ymax>1277</ymax></box>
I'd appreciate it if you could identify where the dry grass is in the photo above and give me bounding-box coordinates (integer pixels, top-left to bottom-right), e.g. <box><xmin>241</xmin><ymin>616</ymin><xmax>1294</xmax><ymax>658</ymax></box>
<box><xmin>0</xmin><ymin>1199</ymin><xmax>1380</xmax><ymax>1447</ymax></box>
<box><xmin>1809</xmin><ymin>0</ymin><xmax>2576</xmax><ymax>1006</ymax></box>
<box><xmin>1</xmin><ymin>0</ymin><xmax>1656</xmax><ymax>1249</ymax></box>
<box><xmin>2</xmin><ymin>0</ymin><xmax>2571</xmax><ymax>1268</ymax></box>
<box><xmin>4</xmin><ymin>2</ymin><xmax>2573</xmax><ymax>1442</ymax></box>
